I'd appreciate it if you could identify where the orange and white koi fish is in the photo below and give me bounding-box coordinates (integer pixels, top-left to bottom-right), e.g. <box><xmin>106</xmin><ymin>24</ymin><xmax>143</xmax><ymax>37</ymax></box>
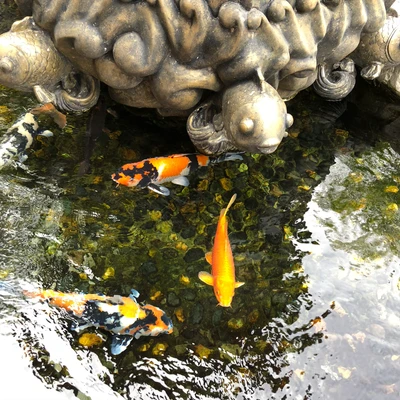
<box><xmin>111</xmin><ymin>153</ymin><xmax>243</xmax><ymax>196</ymax></box>
<box><xmin>24</xmin><ymin>288</ymin><xmax>173</xmax><ymax>355</ymax></box>
<box><xmin>198</xmin><ymin>194</ymin><xmax>244</xmax><ymax>307</ymax></box>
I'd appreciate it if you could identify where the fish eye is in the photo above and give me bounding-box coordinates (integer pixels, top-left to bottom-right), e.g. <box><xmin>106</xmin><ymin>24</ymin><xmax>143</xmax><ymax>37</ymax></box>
<box><xmin>0</xmin><ymin>58</ymin><xmax>14</xmax><ymax>74</ymax></box>
<box><xmin>238</xmin><ymin>117</ymin><xmax>254</xmax><ymax>136</ymax></box>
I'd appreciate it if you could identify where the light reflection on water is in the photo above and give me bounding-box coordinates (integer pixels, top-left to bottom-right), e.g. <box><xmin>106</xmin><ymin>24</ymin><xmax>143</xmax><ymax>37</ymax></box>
<box><xmin>0</xmin><ymin>297</ymin><xmax>123</xmax><ymax>400</ymax></box>
<box><xmin>0</xmin><ymin>102</ymin><xmax>399</xmax><ymax>399</ymax></box>
<box><xmin>284</xmin><ymin>148</ymin><xmax>400</xmax><ymax>400</ymax></box>
<box><xmin>0</xmin><ymin>176</ymin><xmax>121</xmax><ymax>399</ymax></box>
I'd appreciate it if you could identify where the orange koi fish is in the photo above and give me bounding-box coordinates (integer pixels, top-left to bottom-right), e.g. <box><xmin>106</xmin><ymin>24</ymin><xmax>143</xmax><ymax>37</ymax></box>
<box><xmin>198</xmin><ymin>194</ymin><xmax>244</xmax><ymax>307</ymax></box>
<box><xmin>24</xmin><ymin>288</ymin><xmax>173</xmax><ymax>355</ymax></box>
<box><xmin>111</xmin><ymin>153</ymin><xmax>243</xmax><ymax>196</ymax></box>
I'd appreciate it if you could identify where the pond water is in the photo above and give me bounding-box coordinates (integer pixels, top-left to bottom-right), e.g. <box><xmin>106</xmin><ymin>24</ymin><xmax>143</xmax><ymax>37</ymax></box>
<box><xmin>0</xmin><ymin>5</ymin><xmax>400</xmax><ymax>398</ymax></box>
<box><xmin>0</xmin><ymin>79</ymin><xmax>399</xmax><ymax>400</ymax></box>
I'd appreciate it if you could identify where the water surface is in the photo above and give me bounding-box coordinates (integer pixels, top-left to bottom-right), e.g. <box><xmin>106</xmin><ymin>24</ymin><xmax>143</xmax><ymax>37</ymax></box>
<box><xmin>0</xmin><ymin>73</ymin><xmax>399</xmax><ymax>400</ymax></box>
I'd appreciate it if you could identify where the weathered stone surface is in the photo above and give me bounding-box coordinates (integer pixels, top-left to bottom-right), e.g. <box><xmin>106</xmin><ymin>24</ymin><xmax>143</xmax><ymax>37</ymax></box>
<box><xmin>1</xmin><ymin>0</ymin><xmax>399</xmax><ymax>154</ymax></box>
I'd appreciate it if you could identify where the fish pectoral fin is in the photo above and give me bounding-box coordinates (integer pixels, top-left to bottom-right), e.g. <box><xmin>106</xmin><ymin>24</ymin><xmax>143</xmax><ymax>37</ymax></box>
<box><xmin>171</xmin><ymin>176</ymin><xmax>189</xmax><ymax>187</ymax></box>
<box><xmin>38</xmin><ymin>129</ymin><xmax>53</xmax><ymax>138</ymax></box>
<box><xmin>18</xmin><ymin>154</ymin><xmax>28</xmax><ymax>163</ymax></box>
<box><xmin>129</xmin><ymin>289</ymin><xmax>140</xmax><ymax>300</ymax></box>
<box><xmin>235</xmin><ymin>281</ymin><xmax>245</xmax><ymax>288</ymax></box>
<box><xmin>70</xmin><ymin>320</ymin><xmax>92</xmax><ymax>332</ymax></box>
<box><xmin>205</xmin><ymin>252</ymin><xmax>213</xmax><ymax>265</ymax></box>
<box><xmin>111</xmin><ymin>335</ymin><xmax>133</xmax><ymax>355</ymax></box>
<box><xmin>147</xmin><ymin>183</ymin><xmax>170</xmax><ymax>196</ymax></box>
<box><xmin>198</xmin><ymin>271</ymin><xmax>214</xmax><ymax>286</ymax></box>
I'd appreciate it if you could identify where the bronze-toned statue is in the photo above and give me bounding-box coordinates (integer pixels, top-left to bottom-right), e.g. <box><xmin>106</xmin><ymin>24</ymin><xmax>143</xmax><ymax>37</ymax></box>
<box><xmin>1</xmin><ymin>0</ymin><xmax>399</xmax><ymax>154</ymax></box>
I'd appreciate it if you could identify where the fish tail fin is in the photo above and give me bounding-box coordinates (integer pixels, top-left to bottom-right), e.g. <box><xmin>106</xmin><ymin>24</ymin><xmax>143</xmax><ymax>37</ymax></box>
<box><xmin>0</xmin><ymin>281</ymin><xmax>34</xmax><ymax>305</ymax></box>
<box><xmin>0</xmin><ymin>280</ymin><xmax>40</xmax><ymax>297</ymax></box>
<box><xmin>212</xmin><ymin>152</ymin><xmax>244</xmax><ymax>164</ymax></box>
<box><xmin>23</xmin><ymin>288</ymin><xmax>52</xmax><ymax>300</ymax></box>
<box><xmin>0</xmin><ymin>281</ymin><xmax>18</xmax><ymax>296</ymax></box>
<box><xmin>221</xmin><ymin>193</ymin><xmax>237</xmax><ymax>217</ymax></box>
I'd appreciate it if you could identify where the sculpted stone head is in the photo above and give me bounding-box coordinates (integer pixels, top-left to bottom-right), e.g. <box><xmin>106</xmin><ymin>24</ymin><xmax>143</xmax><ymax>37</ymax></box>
<box><xmin>222</xmin><ymin>80</ymin><xmax>293</xmax><ymax>154</ymax></box>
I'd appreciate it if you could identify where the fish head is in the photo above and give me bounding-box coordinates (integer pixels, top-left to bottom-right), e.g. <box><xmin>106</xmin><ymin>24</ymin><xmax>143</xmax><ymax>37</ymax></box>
<box><xmin>0</xmin><ymin>31</ymin><xmax>33</xmax><ymax>91</ymax></box>
<box><xmin>0</xmin><ymin>17</ymin><xmax>73</xmax><ymax>93</ymax></box>
<box><xmin>142</xmin><ymin>305</ymin><xmax>173</xmax><ymax>336</ymax></box>
<box><xmin>126</xmin><ymin>304</ymin><xmax>173</xmax><ymax>338</ymax></box>
<box><xmin>112</xmin><ymin>160</ymin><xmax>157</xmax><ymax>188</ymax></box>
<box><xmin>214</xmin><ymin>281</ymin><xmax>235</xmax><ymax>308</ymax></box>
<box><xmin>111</xmin><ymin>170</ymin><xmax>141</xmax><ymax>187</ymax></box>
<box><xmin>222</xmin><ymin>80</ymin><xmax>293</xmax><ymax>154</ymax></box>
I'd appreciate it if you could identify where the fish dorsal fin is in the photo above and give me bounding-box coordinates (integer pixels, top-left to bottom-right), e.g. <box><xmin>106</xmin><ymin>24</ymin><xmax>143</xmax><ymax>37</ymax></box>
<box><xmin>198</xmin><ymin>271</ymin><xmax>214</xmax><ymax>286</ymax></box>
<box><xmin>111</xmin><ymin>335</ymin><xmax>133</xmax><ymax>355</ymax></box>
<box><xmin>221</xmin><ymin>193</ymin><xmax>237</xmax><ymax>217</ymax></box>
<box><xmin>205</xmin><ymin>252</ymin><xmax>213</xmax><ymax>265</ymax></box>
<box><xmin>235</xmin><ymin>281</ymin><xmax>245</xmax><ymax>288</ymax></box>
<box><xmin>11</xmin><ymin>16</ymin><xmax>36</xmax><ymax>32</ymax></box>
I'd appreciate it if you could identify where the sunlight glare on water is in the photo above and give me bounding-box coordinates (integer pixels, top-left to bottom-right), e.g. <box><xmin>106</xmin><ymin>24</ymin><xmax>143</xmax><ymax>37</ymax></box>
<box><xmin>285</xmin><ymin>146</ymin><xmax>400</xmax><ymax>400</ymax></box>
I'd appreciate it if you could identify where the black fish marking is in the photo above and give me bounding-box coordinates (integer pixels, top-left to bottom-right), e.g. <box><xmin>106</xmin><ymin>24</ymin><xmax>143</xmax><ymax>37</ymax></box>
<box><xmin>14</xmin><ymin>133</ymin><xmax>30</xmax><ymax>154</ymax></box>
<box><xmin>81</xmin><ymin>300</ymin><xmax>122</xmax><ymax>330</ymax></box>
<box><xmin>187</xmin><ymin>153</ymin><xmax>199</xmax><ymax>173</ymax></box>
<box><xmin>119</xmin><ymin>160</ymin><xmax>159</xmax><ymax>185</ymax></box>
<box><xmin>161</xmin><ymin>313</ymin><xmax>172</xmax><ymax>327</ymax></box>
<box><xmin>137</xmin><ymin>174</ymin><xmax>152</xmax><ymax>188</ymax></box>
<box><xmin>22</xmin><ymin>121</ymin><xmax>37</xmax><ymax>136</ymax></box>
<box><xmin>123</xmin><ymin>307</ymin><xmax>158</xmax><ymax>336</ymax></box>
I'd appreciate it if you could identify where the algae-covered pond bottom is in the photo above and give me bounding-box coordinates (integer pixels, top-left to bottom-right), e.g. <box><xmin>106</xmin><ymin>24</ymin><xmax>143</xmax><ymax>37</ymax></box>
<box><xmin>0</xmin><ymin>83</ymin><xmax>399</xmax><ymax>400</ymax></box>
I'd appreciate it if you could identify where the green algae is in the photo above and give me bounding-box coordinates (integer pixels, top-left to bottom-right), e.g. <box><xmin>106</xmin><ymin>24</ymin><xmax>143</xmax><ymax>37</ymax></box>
<box><xmin>314</xmin><ymin>142</ymin><xmax>400</xmax><ymax>260</ymax></box>
<box><xmin>0</xmin><ymin>1</ymin><xmax>19</xmax><ymax>34</ymax></box>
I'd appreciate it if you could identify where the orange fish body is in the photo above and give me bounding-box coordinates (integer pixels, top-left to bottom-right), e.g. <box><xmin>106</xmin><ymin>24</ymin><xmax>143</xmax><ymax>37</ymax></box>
<box><xmin>24</xmin><ymin>288</ymin><xmax>173</xmax><ymax>355</ymax></box>
<box><xmin>198</xmin><ymin>194</ymin><xmax>244</xmax><ymax>307</ymax></box>
<box><xmin>25</xmin><ymin>289</ymin><xmax>108</xmax><ymax>316</ymax></box>
<box><xmin>111</xmin><ymin>153</ymin><xmax>243</xmax><ymax>196</ymax></box>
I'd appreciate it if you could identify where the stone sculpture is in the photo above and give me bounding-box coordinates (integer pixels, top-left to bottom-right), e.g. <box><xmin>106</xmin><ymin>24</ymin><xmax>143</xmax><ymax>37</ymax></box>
<box><xmin>0</xmin><ymin>0</ymin><xmax>399</xmax><ymax>155</ymax></box>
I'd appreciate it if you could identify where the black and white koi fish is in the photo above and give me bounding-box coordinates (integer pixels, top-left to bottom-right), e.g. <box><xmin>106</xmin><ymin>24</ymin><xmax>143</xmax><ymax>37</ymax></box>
<box><xmin>0</xmin><ymin>111</ymin><xmax>52</xmax><ymax>169</ymax></box>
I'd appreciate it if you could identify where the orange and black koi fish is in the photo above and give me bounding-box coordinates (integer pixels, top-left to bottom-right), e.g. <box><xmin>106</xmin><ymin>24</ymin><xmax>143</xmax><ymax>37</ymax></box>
<box><xmin>111</xmin><ymin>153</ymin><xmax>243</xmax><ymax>196</ymax></box>
<box><xmin>23</xmin><ymin>288</ymin><xmax>173</xmax><ymax>355</ymax></box>
<box><xmin>198</xmin><ymin>194</ymin><xmax>244</xmax><ymax>307</ymax></box>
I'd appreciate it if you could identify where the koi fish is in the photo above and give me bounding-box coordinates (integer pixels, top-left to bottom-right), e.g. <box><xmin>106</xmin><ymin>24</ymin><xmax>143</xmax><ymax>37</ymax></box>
<box><xmin>24</xmin><ymin>288</ymin><xmax>173</xmax><ymax>355</ymax></box>
<box><xmin>0</xmin><ymin>111</ymin><xmax>53</xmax><ymax>169</ymax></box>
<box><xmin>198</xmin><ymin>194</ymin><xmax>244</xmax><ymax>307</ymax></box>
<box><xmin>111</xmin><ymin>152</ymin><xmax>243</xmax><ymax>196</ymax></box>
